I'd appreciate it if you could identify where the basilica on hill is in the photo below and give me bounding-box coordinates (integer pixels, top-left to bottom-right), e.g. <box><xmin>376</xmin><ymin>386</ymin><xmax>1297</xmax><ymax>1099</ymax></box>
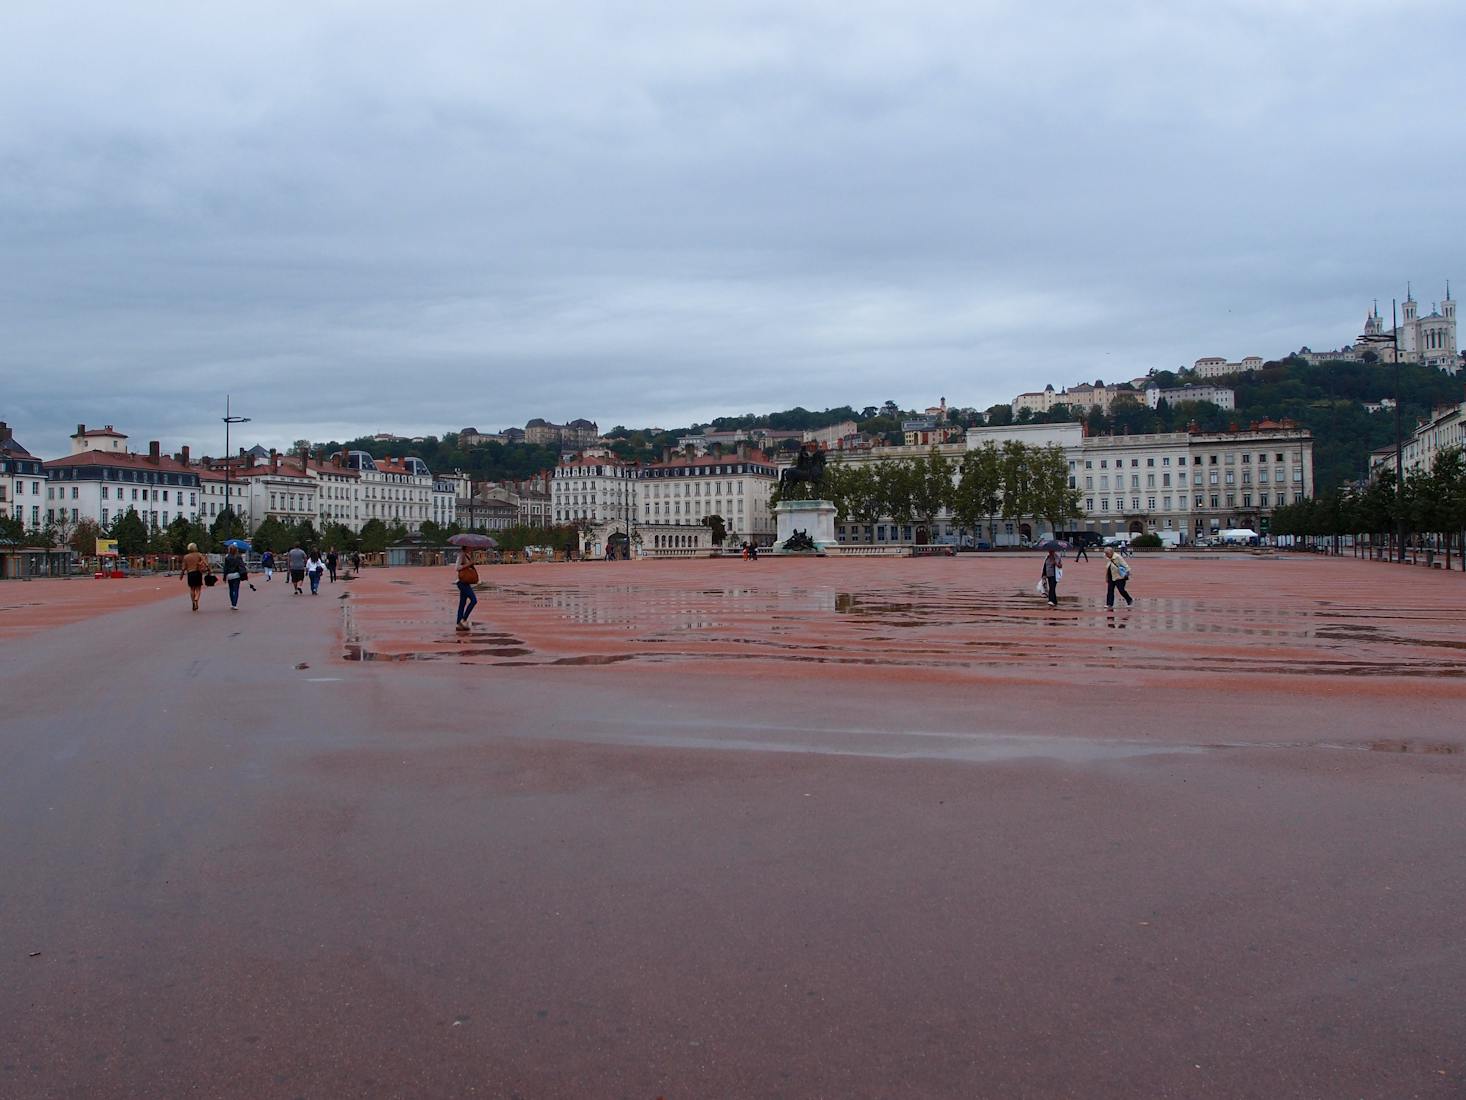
<box><xmin>1356</xmin><ymin>284</ymin><xmax>1458</xmax><ymax>370</ymax></box>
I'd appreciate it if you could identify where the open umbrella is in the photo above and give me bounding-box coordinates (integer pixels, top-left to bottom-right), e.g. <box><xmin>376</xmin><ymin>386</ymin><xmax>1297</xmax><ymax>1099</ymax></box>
<box><xmin>1034</xmin><ymin>538</ymin><xmax>1069</xmax><ymax>551</ymax></box>
<box><xmin>448</xmin><ymin>533</ymin><xmax>498</xmax><ymax>549</ymax></box>
<box><xmin>222</xmin><ymin>538</ymin><xmax>252</xmax><ymax>551</ymax></box>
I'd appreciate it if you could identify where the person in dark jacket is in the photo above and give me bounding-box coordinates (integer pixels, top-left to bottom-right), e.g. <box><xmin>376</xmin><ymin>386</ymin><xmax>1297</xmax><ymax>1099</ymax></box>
<box><xmin>222</xmin><ymin>547</ymin><xmax>248</xmax><ymax>610</ymax></box>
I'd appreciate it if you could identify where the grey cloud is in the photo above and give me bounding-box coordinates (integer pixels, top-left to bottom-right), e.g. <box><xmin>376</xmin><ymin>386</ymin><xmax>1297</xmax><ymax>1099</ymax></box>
<box><xmin>3</xmin><ymin>1</ymin><xmax>1464</xmax><ymax>456</ymax></box>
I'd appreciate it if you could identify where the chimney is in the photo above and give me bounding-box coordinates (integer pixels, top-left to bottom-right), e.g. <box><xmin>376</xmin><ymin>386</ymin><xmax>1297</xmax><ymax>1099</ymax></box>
<box><xmin>180</xmin><ymin>445</ymin><xmax>189</xmax><ymax>466</ymax></box>
<box><xmin>148</xmin><ymin>440</ymin><xmax>160</xmax><ymax>464</ymax></box>
<box><xmin>332</xmin><ymin>451</ymin><xmax>343</xmax><ymax>468</ymax></box>
<box><xmin>76</xmin><ymin>423</ymin><xmax>86</xmax><ymax>437</ymax></box>
<box><xmin>270</xmin><ymin>448</ymin><xmax>279</xmax><ymax>473</ymax></box>
<box><xmin>0</xmin><ymin>422</ymin><xmax>10</xmax><ymax>445</ymax></box>
<box><xmin>712</xmin><ymin>442</ymin><xmax>724</xmax><ymax>458</ymax></box>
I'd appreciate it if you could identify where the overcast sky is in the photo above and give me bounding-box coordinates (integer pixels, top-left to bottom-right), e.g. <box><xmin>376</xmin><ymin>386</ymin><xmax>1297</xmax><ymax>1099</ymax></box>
<box><xmin>4</xmin><ymin>0</ymin><xmax>1464</xmax><ymax>458</ymax></box>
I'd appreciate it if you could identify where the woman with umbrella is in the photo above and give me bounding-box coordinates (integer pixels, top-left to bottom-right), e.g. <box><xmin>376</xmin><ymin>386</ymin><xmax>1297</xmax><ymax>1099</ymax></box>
<box><xmin>448</xmin><ymin>534</ymin><xmax>496</xmax><ymax>631</ymax></box>
<box><xmin>1036</xmin><ymin>539</ymin><xmax>1066</xmax><ymax>608</ymax></box>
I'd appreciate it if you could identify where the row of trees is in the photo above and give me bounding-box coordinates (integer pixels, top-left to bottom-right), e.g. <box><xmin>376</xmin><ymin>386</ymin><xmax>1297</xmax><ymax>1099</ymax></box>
<box><xmin>1270</xmin><ymin>447</ymin><xmax>1466</xmax><ymax>564</ymax></box>
<box><xmin>772</xmin><ymin>443</ymin><xmax>1081</xmax><ymax>541</ymax></box>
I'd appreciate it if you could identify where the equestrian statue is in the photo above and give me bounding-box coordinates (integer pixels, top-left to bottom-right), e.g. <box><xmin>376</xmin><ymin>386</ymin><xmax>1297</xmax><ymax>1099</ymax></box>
<box><xmin>778</xmin><ymin>443</ymin><xmax>827</xmax><ymax>498</ymax></box>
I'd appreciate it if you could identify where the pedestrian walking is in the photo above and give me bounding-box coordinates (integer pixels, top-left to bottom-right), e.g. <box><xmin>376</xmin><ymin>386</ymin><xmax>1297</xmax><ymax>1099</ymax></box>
<box><xmin>306</xmin><ymin>550</ymin><xmax>325</xmax><ymax>595</ymax></box>
<box><xmin>261</xmin><ymin>548</ymin><xmax>275</xmax><ymax>582</ymax></box>
<box><xmin>1104</xmin><ymin>547</ymin><xmax>1134</xmax><ymax>609</ymax></box>
<box><xmin>351</xmin><ymin>552</ymin><xmax>362</xmax><ymax>574</ymax></box>
<box><xmin>287</xmin><ymin>544</ymin><xmax>307</xmax><ymax>595</ymax></box>
<box><xmin>455</xmin><ymin>551</ymin><xmax>479</xmax><ymax>631</ymax></box>
<box><xmin>326</xmin><ymin>547</ymin><xmax>339</xmax><ymax>583</ymax></box>
<box><xmin>181</xmin><ymin>542</ymin><xmax>211</xmax><ymax>612</ymax></box>
<box><xmin>1073</xmin><ymin>541</ymin><xmax>1089</xmax><ymax>562</ymax></box>
<box><xmin>1041</xmin><ymin>548</ymin><xmax>1061</xmax><ymax>608</ymax></box>
<box><xmin>222</xmin><ymin>545</ymin><xmax>249</xmax><ymax>610</ymax></box>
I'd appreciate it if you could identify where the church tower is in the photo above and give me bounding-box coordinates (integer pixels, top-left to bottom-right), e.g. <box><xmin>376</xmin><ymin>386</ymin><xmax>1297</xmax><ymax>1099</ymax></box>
<box><xmin>1402</xmin><ymin>284</ymin><xmax>1418</xmax><ymax>324</ymax></box>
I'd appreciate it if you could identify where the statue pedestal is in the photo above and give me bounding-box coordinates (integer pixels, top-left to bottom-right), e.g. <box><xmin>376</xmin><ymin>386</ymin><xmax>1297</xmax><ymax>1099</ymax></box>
<box><xmin>773</xmin><ymin>499</ymin><xmax>838</xmax><ymax>555</ymax></box>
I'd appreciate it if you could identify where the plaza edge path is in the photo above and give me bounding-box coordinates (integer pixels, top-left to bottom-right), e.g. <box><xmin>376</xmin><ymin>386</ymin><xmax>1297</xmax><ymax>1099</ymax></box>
<box><xmin>1</xmin><ymin>571</ymin><xmax>1463</xmax><ymax>1099</ymax></box>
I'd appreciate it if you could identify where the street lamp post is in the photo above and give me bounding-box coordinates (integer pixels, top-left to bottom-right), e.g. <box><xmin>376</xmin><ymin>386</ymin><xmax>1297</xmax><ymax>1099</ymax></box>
<box><xmin>222</xmin><ymin>395</ymin><xmax>251</xmax><ymax>539</ymax></box>
<box><xmin>1357</xmin><ymin>299</ymin><xmax>1406</xmax><ymax>562</ymax></box>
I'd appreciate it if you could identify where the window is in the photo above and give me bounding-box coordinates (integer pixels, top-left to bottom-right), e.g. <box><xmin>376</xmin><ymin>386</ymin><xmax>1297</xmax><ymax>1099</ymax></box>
<box><xmin>1085</xmin><ymin>498</ymin><xmax>1094</xmax><ymax>512</ymax></box>
<box><xmin>1085</xmin><ymin>477</ymin><xmax>1093</xmax><ymax>490</ymax></box>
<box><xmin>1162</xmin><ymin>473</ymin><xmax>1171</xmax><ymax>488</ymax></box>
<box><xmin>1209</xmin><ymin>471</ymin><xmax>1219</xmax><ymax>486</ymax></box>
<box><xmin>1146</xmin><ymin>474</ymin><xmax>1155</xmax><ymax>488</ymax></box>
<box><xmin>1100</xmin><ymin>460</ymin><xmax>1108</xmax><ymax>469</ymax></box>
<box><xmin>1130</xmin><ymin>459</ymin><xmax>1139</xmax><ymax>468</ymax></box>
<box><xmin>1100</xmin><ymin>475</ymin><xmax>1109</xmax><ymax>490</ymax></box>
<box><xmin>1130</xmin><ymin>475</ymin><xmax>1140</xmax><ymax>489</ymax></box>
<box><xmin>1163</xmin><ymin>496</ymin><xmax>1172</xmax><ymax>511</ymax></box>
<box><xmin>1242</xmin><ymin>494</ymin><xmax>1252</xmax><ymax>507</ymax></box>
<box><xmin>1276</xmin><ymin>454</ymin><xmax>1284</xmax><ymax>463</ymax></box>
<box><xmin>1225</xmin><ymin>494</ymin><xmax>1235</xmax><ymax>507</ymax></box>
<box><xmin>1100</xmin><ymin>499</ymin><xmax>1109</xmax><ymax>512</ymax></box>
<box><xmin>1210</xmin><ymin>455</ymin><xmax>1218</xmax><ymax>465</ymax></box>
<box><xmin>1163</xmin><ymin>457</ymin><xmax>1171</xmax><ymax>466</ymax></box>
<box><xmin>1225</xmin><ymin>472</ymin><xmax>1235</xmax><ymax>486</ymax></box>
<box><xmin>1241</xmin><ymin>454</ymin><xmax>1251</xmax><ymax>464</ymax></box>
<box><xmin>1131</xmin><ymin>497</ymin><xmax>1140</xmax><ymax>511</ymax></box>
<box><xmin>1147</xmin><ymin>497</ymin><xmax>1156</xmax><ymax>511</ymax></box>
<box><xmin>1210</xmin><ymin>494</ymin><xmax>1220</xmax><ymax>508</ymax></box>
<box><xmin>1194</xmin><ymin>494</ymin><xmax>1204</xmax><ymax>507</ymax></box>
<box><xmin>1146</xmin><ymin>458</ymin><xmax>1155</xmax><ymax>467</ymax></box>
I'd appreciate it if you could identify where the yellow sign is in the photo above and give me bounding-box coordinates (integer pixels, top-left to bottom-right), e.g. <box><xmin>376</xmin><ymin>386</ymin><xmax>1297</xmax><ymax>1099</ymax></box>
<box><xmin>96</xmin><ymin>538</ymin><xmax>118</xmax><ymax>556</ymax></box>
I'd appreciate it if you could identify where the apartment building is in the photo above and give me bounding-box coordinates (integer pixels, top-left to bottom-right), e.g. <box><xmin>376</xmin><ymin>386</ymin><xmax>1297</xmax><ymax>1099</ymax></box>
<box><xmin>0</xmin><ymin>422</ymin><xmax>47</xmax><ymax>530</ymax></box>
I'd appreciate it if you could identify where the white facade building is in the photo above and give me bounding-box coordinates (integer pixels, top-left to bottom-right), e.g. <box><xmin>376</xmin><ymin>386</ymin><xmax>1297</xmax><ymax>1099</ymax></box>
<box><xmin>1193</xmin><ymin>356</ymin><xmax>1265</xmax><ymax>379</ymax></box>
<box><xmin>1145</xmin><ymin>385</ymin><xmax>1236</xmax><ymax>411</ymax></box>
<box><xmin>342</xmin><ymin>452</ymin><xmax>434</xmax><ymax>531</ymax></box>
<box><xmin>638</xmin><ymin>447</ymin><xmax>778</xmax><ymax>550</ymax></box>
<box><xmin>0</xmin><ymin>422</ymin><xmax>47</xmax><ymax>531</ymax></box>
<box><xmin>45</xmin><ymin>441</ymin><xmax>203</xmax><ymax>531</ymax></box>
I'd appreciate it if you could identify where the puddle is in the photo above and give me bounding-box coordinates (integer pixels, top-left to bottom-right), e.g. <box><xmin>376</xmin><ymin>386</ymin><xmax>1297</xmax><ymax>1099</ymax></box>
<box><xmin>1367</xmin><ymin>739</ymin><xmax>1459</xmax><ymax>754</ymax></box>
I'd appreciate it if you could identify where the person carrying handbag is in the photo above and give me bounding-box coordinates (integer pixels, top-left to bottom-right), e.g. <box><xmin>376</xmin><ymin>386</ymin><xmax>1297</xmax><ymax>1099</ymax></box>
<box><xmin>222</xmin><ymin>546</ymin><xmax>249</xmax><ymax>610</ymax></box>
<box><xmin>181</xmin><ymin>542</ymin><xmax>211</xmax><ymax>613</ymax></box>
<box><xmin>1103</xmin><ymin>547</ymin><xmax>1134</xmax><ymax>609</ymax></box>
<box><xmin>455</xmin><ymin>552</ymin><xmax>480</xmax><ymax>631</ymax></box>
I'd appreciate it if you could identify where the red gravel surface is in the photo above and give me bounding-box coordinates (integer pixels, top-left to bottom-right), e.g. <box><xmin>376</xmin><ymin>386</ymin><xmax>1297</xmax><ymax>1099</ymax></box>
<box><xmin>2</xmin><ymin>555</ymin><xmax>1462</xmax><ymax>1098</ymax></box>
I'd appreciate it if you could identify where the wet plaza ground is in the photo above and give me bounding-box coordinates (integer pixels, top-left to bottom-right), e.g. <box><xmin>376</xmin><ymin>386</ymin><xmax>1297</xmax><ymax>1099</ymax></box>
<box><xmin>2</xmin><ymin>554</ymin><xmax>1463</xmax><ymax>1097</ymax></box>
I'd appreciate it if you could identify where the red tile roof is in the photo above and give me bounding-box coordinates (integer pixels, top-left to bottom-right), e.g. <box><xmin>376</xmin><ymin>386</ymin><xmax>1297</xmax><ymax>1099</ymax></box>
<box><xmin>45</xmin><ymin>450</ymin><xmax>196</xmax><ymax>475</ymax></box>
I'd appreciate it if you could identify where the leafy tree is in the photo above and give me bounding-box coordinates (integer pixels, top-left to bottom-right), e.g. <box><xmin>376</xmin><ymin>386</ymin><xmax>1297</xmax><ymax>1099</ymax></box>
<box><xmin>999</xmin><ymin>441</ymin><xmax>1035</xmax><ymax>525</ymax></box>
<box><xmin>984</xmin><ymin>404</ymin><xmax>1014</xmax><ymax>426</ymax></box>
<box><xmin>1028</xmin><ymin>445</ymin><xmax>1083</xmax><ymax>536</ymax></box>
<box><xmin>211</xmin><ymin>507</ymin><xmax>245</xmax><ymax>542</ymax></box>
<box><xmin>108</xmin><ymin>508</ymin><xmax>149</xmax><ymax>555</ymax></box>
<box><xmin>291</xmin><ymin>520</ymin><xmax>322</xmax><ymax>551</ymax></box>
<box><xmin>419</xmin><ymin>519</ymin><xmax>445</xmax><ymax>545</ymax></box>
<box><xmin>250</xmin><ymin>516</ymin><xmax>290</xmax><ymax>551</ymax></box>
<box><xmin>0</xmin><ymin>513</ymin><xmax>26</xmax><ymax>543</ymax></box>
<box><xmin>322</xmin><ymin>523</ymin><xmax>358</xmax><ymax>553</ymax></box>
<box><xmin>359</xmin><ymin>518</ymin><xmax>390</xmax><ymax>553</ymax></box>
<box><xmin>69</xmin><ymin>518</ymin><xmax>105</xmax><ymax>556</ymax></box>
<box><xmin>953</xmin><ymin>443</ymin><xmax>1003</xmax><ymax>544</ymax></box>
<box><xmin>909</xmin><ymin>448</ymin><xmax>954</xmax><ymax>534</ymax></box>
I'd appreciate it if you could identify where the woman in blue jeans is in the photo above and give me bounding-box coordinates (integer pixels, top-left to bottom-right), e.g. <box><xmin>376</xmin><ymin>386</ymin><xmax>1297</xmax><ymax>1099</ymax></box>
<box><xmin>455</xmin><ymin>552</ymin><xmax>479</xmax><ymax>630</ymax></box>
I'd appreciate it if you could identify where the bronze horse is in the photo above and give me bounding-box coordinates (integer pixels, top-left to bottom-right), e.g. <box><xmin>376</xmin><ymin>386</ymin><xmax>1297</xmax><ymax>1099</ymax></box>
<box><xmin>778</xmin><ymin>446</ymin><xmax>826</xmax><ymax>492</ymax></box>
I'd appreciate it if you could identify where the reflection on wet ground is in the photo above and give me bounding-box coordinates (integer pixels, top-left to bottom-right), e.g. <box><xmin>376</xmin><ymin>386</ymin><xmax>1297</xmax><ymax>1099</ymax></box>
<box><xmin>340</xmin><ymin>559</ymin><xmax>1466</xmax><ymax>681</ymax></box>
